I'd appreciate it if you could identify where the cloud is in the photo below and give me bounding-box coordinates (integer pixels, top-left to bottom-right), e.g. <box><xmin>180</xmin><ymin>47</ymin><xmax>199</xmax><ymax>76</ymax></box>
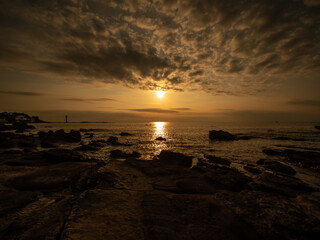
<box><xmin>61</xmin><ymin>98</ymin><xmax>116</xmax><ymax>102</ymax></box>
<box><xmin>287</xmin><ymin>99</ymin><xmax>320</xmax><ymax>107</ymax></box>
<box><xmin>125</xmin><ymin>108</ymin><xmax>179</xmax><ymax>113</ymax></box>
<box><xmin>0</xmin><ymin>90</ymin><xmax>44</xmax><ymax>96</ymax></box>
<box><xmin>0</xmin><ymin>0</ymin><xmax>319</xmax><ymax>95</ymax></box>
<box><xmin>170</xmin><ymin>108</ymin><xmax>190</xmax><ymax>111</ymax></box>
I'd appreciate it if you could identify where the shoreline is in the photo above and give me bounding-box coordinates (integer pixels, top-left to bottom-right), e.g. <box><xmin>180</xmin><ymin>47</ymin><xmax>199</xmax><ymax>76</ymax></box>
<box><xmin>0</xmin><ymin>128</ymin><xmax>320</xmax><ymax>239</ymax></box>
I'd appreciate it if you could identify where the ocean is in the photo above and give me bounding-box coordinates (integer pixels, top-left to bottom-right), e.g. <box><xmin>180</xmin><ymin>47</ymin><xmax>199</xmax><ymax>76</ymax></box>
<box><xmin>30</xmin><ymin>121</ymin><xmax>320</xmax><ymax>188</ymax></box>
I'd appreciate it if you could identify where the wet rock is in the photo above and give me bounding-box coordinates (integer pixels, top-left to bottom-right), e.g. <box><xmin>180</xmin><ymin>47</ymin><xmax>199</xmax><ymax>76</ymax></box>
<box><xmin>120</xmin><ymin>132</ymin><xmax>133</xmax><ymax>136</ymax></box>
<box><xmin>74</xmin><ymin>144</ymin><xmax>99</xmax><ymax>151</ymax></box>
<box><xmin>107</xmin><ymin>136</ymin><xmax>119</xmax><ymax>144</ymax></box>
<box><xmin>42</xmin><ymin>148</ymin><xmax>88</xmax><ymax>162</ymax></box>
<box><xmin>110</xmin><ymin>150</ymin><xmax>141</xmax><ymax>159</ymax></box>
<box><xmin>254</xmin><ymin>173</ymin><xmax>315</xmax><ymax>197</ymax></box>
<box><xmin>40</xmin><ymin>139</ymin><xmax>57</xmax><ymax>148</ymax></box>
<box><xmin>315</xmin><ymin>126</ymin><xmax>320</xmax><ymax>130</ymax></box>
<box><xmin>262</xmin><ymin>148</ymin><xmax>284</xmax><ymax>156</ymax></box>
<box><xmin>204</xmin><ymin>154</ymin><xmax>231</xmax><ymax>166</ymax></box>
<box><xmin>2</xmin><ymin>150</ymin><xmax>23</xmax><ymax>154</ymax></box>
<box><xmin>257</xmin><ymin>159</ymin><xmax>296</xmax><ymax>175</ymax></box>
<box><xmin>158</xmin><ymin>150</ymin><xmax>193</xmax><ymax>167</ymax></box>
<box><xmin>12</xmin><ymin>122</ymin><xmax>35</xmax><ymax>131</ymax></box>
<box><xmin>244</xmin><ymin>165</ymin><xmax>262</xmax><ymax>174</ymax></box>
<box><xmin>272</xmin><ymin>136</ymin><xmax>307</xmax><ymax>141</ymax></box>
<box><xmin>17</xmin><ymin>138</ymin><xmax>37</xmax><ymax>148</ymax></box>
<box><xmin>204</xmin><ymin>167</ymin><xmax>252</xmax><ymax>191</ymax></box>
<box><xmin>209</xmin><ymin>130</ymin><xmax>236</xmax><ymax>141</ymax></box>
<box><xmin>155</xmin><ymin>136</ymin><xmax>166</xmax><ymax>141</ymax></box>
<box><xmin>84</xmin><ymin>133</ymin><xmax>94</xmax><ymax>138</ymax></box>
<box><xmin>38</xmin><ymin>129</ymin><xmax>81</xmax><ymax>143</ymax></box>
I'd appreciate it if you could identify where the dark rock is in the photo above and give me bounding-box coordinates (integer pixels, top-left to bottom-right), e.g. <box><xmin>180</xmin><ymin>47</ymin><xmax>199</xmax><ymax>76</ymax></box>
<box><xmin>209</xmin><ymin>130</ymin><xmax>236</xmax><ymax>141</ymax></box>
<box><xmin>120</xmin><ymin>132</ymin><xmax>133</xmax><ymax>136</ymax></box>
<box><xmin>89</xmin><ymin>140</ymin><xmax>106</xmax><ymax>148</ymax></box>
<box><xmin>204</xmin><ymin>167</ymin><xmax>252</xmax><ymax>191</ymax></box>
<box><xmin>315</xmin><ymin>126</ymin><xmax>320</xmax><ymax>130</ymax></box>
<box><xmin>2</xmin><ymin>150</ymin><xmax>23</xmax><ymax>154</ymax></box>
<box><xmin>158</xmin><ymin>150</ymin><xmax>193</xmax><ymax>167</ymax></box>
<box><xmin>262</xmin><ymin>148</ymin><xmax>284</xmax><ymax>156</ymax></box>
<box><xmin>204</xmin><ymin>154</ymin><xmax>231</xmax><ymax>166</ymax></box>
<box><xmin>155</xmin><ymin>136</ymin><xmax>166</xmax><ymax>141</ymax></box>
<box><xmin>244</xmin><ymin>165</ymin><xmax>262</xmax><ymax>174</ymax></box>
<box><xmin>254</xmin><ymin>173</ymin><xmax>315</xmax><ymax>197</ymax></box>
<box><xmin>38</xmin><ymin>129</ymin><xmax>81</xmax><ymax>142</ymax></box>
<box><xmin>110</xmin><ymin>150</ymin><xmax>141</xmax><ymax>159</ymax></box>
<box><xmin>272</xmin><ymin>136</ymin><xmax>307</xmax><ymax>141</ymax></box>
<box><xmin>40</xmin><ymin>140</ymin><xmax>57</xmax><ymax>148</ymax></box>
<box><xmin>84</xmin><ymin>133</ymin><xmax>94</xmax><ymax>138</ymax></box>
<box><xmin>12</xmin><ymin>122</ymin><xmax>35</xmax><ymax>131</ymax></box>
<box><xmin>42</xmin><ymin>149</ymin><xmax>88</xmax><ymax>162</ymax></box>
<box><xmin>17</xmin><ymin>138</ymin><xmax>37</xmax><ymax>148</ymax></box>
<box><xmin>107</xmin><ymin>136</ymin><xmax>119</xmax><ymax>144</ymax></box>
<box><xmin>258</xmin><ymin>159</ymin><xmax>296</xmax><ymax>175</ymax></box>
<box><xmin>74</xmin><ymin>144</ymin><xmax>99</xmax><ymax>151</ymax></box>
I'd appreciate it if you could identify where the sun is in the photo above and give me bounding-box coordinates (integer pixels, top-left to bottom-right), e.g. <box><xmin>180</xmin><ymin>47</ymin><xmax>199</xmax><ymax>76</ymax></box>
<box><xmin>156</xmin><ymin>90</ymin><xmax>165</xmax><ymax>98</ymax></box>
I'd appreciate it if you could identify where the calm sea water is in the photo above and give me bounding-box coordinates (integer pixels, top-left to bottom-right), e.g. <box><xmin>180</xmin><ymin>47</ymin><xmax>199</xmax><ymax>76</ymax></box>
<box><xmin>30</xmin><ymin>121</ymin><xmax>320</xmax><ymax>187</ymax></box>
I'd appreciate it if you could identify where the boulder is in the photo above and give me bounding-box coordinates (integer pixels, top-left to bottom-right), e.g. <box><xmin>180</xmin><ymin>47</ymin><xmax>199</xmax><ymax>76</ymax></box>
<box><xmin>158</xmin><ymin>150</ymin><xmax>193</xmax><ymax>167</ymax></box>
<box><xmin>257</xmin><ymin>159</ymin><xmax>296</xmax><ymax>175</ymax></box>
<box><xmin>107</xmin><ymin>136</ymin><xmax>119</xmax><ymax>144</ymax></box>
<box><xmin>110</xmin><ymin>150</ymin><xmax>141</xmax><ymax>159</ymax></box>
<box><xmin>243</xmin><ymin>165</ymin><xmax>262</xmax><ymax>174</ymax></box>
<box><xmin>315</xmin><ymin>126</ymin><xmax>320</xmax><ymax>130</ymax></box>
<box><xmin>155</xmin><ymin>137</ymin><xmax>166</xmax><ymax>141</ymax></box>
<box><xmin>209</xmin><ymin>130</ymin><xmax>236</xmax><ymax>141</ymax></box>
<box><xmin>38</xmin><ymin>129</ymin><xmax>81</xmax><ymax>143</ymax></box>
<box><xmin>204</xmin><ymin>154</ymin><xmax>231</xmax><ymax>166</ymax></box>
<box><xmin>120</xmin><ymin>132</ymin><xmax>133</xmax><ymax>136</ymax></box>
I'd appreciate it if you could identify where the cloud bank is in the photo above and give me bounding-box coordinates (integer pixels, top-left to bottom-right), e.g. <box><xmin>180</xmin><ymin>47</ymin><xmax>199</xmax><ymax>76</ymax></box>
<box><xmin>0</xmin><ymin>0</ymin><xmax>319</xmax><ymax>95</ymax></box>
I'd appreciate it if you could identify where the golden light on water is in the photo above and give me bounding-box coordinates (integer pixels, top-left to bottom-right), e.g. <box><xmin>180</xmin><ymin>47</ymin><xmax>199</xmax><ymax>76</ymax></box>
<box><xmin>156</xmin><ymin>90</ymin><xmax>165</xmax><ymax>98</ymax></box>
<box><xmin>154</xmin><ymin>122</ymin><xmax>165</xmax><ymax>136</ymax></box>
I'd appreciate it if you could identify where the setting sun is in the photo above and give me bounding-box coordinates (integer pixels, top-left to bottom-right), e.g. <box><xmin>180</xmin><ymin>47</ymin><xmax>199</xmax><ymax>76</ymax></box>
<box><xmin>156</xmin><ymin>90</ymin><xmax>165</xmax><ymax>98</ymax></box>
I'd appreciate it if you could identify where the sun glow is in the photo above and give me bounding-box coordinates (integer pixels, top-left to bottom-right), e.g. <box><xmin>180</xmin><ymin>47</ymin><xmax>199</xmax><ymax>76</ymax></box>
<box><xmin>156</xmin><ymin>90</ymin><xmax>165</xmax><ymax>98</ymax></box>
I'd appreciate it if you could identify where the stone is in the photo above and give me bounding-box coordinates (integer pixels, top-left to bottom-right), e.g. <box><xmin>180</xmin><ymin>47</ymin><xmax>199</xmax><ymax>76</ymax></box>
<box><xmin>209</xmin><ymin>130</ymin><xmax>236</xmax><ymax>141</ymax></box>
<box><xmin>155</xmin><ymin>137</ymin><xmax>166</xmax><ymax>141</ymax></box>
<box><xmin>120</xmin><ymin>132</ymin><xmax>133</xmax><ymax>136</ymax></box>
<box><xmin>205</xmin><ymin>154</ymin><xmax>231</xmax><ymax>166</ymax></box>
<box><xmin>158</xmin><ymin>150</ymin><xmax>193</xmax><ymax>167</ymax></box>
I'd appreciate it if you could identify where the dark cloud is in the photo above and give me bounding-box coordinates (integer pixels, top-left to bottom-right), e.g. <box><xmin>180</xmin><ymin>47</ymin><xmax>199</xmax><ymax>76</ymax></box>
<box><xmin>170</xmin><ymin>108</ymin><xmax>190</xmax><ymax>110</ymax></box>
<box><xmin>287</xmin><ymin>99</ymin><xmax>320</xmax><ymax>107</ymax></box>
<box><xmin>61</xmin><ymin>98</ymin><xmax>116</xmax><ymax>102</ymax></box>
<box><xmin>125</xmin><ymin>108</ymin><xmax>179</xmax><ymax>113</ymax></box>
<box><xmin>0</xmin><ymin>0</ymin><xmax>319</xmax><ymax>95</ymax></box>
<box><xmin>0</xmin><ymin>90</ymin><xmax>44</xmax><ymax>96</ymax></box>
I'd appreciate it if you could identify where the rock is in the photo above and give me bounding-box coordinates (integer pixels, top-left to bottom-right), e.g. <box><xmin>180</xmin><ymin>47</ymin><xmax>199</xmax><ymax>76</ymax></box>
<box><xmin>254</xmin><ymin>173</ymin><xmax>315</xmax><ymax>197</ymax></box>
<box><xmin>158</xmin><ymin>150</ymin><xmax>193</xmax><ymax>167</ymax></box>
<box><xmin>107</xmin><ymin>136</ymin><xmax>119</xmax><ymax>144</ymax></box>
<box><xmin>244</xmin><ymin>165</ymin><xmax>262</xmax><ymax>174</ymax></box>
<box><xmin>257</xmin><ymin>159</ymin><xmax>296</xmax><ymax>175</ymax></box>
<box><xmin>40</xmin><ymin>140</ymin><xmax>57</xmax><ymax>148</ymax></box>
<box><xmin>272</xmin><ymin>136</ymin><xmax>307</xmax><ymax>141</ymax></box>
<box><xmin>17</xmin><ymin>138</ymin><xmax>37</xmax><ymax>148</ymax></box>
<box><xmin>209</xmin><ymin>130</ymin><xmax>236</xmax><ymax>141</ymax></box>
<box><xmin>262</xmin><ymin>148</ymin><xmax>284</xmax><ymax>156</ymax></box>
<box><xmin>12</xmin><ymin>122</ymin><xmax>35</xmax><ymax>131</ymax></box>
<box><xmin>2</xmin><ymin>150</ymin><xmax>23</xmax><ymax>154</ymax></box>
<box><xmin>42</xmin><ymin>149</ymin><xmax>88</xmax><ymax>162</ymax></box>
<box><xmin>204</xmin><ymin>167</ymin><xmax>252</xmax><ymax>191</ymax></box>
<box><xmin>38</xmin><ymin>129</ymin><xmax>81</xmax><ymax>143</ymax></box>
<box><xmin>315</xmin><ymin>126</ymin><xmax>320</xmax><ymax>130</ymax></box>
<box><xmin>120</xmin><ymin>132</ymin><xmax>133</xmax><ymax>136</ymax></box>
<box><xmin>155</xmin><ymin>136</ymin><xmax>166</xmax><ymax>141</ymax></box>
<box><xmin>74</xmin><ymin>144</ymin><xmax>99</xmax><ymax>151</ymax></box>
<box><xmin>204</xmin><ymin>154</ymin><xmax>231</xmax><ymax>166</ymax></box>
<box><xmin>84</xmin><ymin>133</ymin><xmax>94</xmax><ymax>138</ymax></box>
<box><xmin>110</xmin><ymin>150</ymin><xmax>141</xmax><ymax>159</ymax></box>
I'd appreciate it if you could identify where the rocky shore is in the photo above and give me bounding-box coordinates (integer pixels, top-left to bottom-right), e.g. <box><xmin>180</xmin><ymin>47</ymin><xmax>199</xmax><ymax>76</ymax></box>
<box><xmin>0</xmin><ymin>128</ymin><xmax>320</xmax><ymax>239</ymax></box>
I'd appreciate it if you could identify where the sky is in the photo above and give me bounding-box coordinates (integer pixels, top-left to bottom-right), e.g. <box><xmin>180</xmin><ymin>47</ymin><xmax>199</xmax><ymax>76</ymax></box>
<box><xmin>0</xmin><ymin>0</ymin><xmax>319</xmax><ymax>122</ymax></box>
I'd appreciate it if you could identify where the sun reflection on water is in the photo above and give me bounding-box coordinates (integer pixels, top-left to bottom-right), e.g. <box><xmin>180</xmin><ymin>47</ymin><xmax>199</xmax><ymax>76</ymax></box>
<box><xmin>152</xmin><ymin>122</ymin><xmax>168</xmax><ymax>155</ymax></box>
<box><xmin>154</xmin><ymin>122</ymin><xmax>165</xmax><ymax>137</ymax></box>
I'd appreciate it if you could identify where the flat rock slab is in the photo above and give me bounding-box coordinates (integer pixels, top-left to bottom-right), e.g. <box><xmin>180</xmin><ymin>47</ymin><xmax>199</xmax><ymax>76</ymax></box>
<box><xmin>63</xmin><ymin>189</ymin><xmax>145</xmax><ymax>240</ymax></box>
